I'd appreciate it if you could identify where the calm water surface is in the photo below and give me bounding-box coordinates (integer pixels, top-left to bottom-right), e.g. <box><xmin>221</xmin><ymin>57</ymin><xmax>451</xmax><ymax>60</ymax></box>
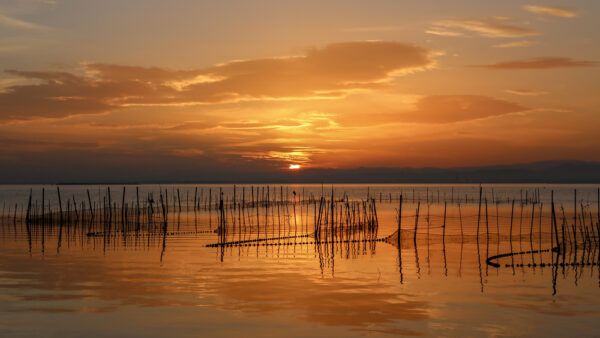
<box><xmin>0</xmin><ymin>184</ymin><xmax>599</xmax><ymax>337</ymax></box>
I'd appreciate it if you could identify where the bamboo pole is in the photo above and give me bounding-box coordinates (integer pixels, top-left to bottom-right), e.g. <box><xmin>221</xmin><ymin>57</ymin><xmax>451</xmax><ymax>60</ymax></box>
<box><xmin>413</xmin><ymin>201</ymin><xmax>420</xmax><ymax>244</ymax></box>
<box><xmin>397</xmin><ymin>194</ymin><xmax>403</xmax><ymax>245</ymax></box>
<box><xmin>57</xmin><ymin>186</ymin><xmax>63</xmax><ymax>224</ymax></box>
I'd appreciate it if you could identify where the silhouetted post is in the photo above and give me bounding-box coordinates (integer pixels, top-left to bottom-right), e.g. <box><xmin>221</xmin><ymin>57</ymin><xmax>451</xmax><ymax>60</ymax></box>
<box><xmin>442</xmin><ymin>201</ymin><xmax>447</xmax><ymax>243</ymax></box>
<box><xmin>41</xmin><ymin>188</ymin><xmax>45</xmax><ymax>223</ymax></box>
<box><xmin>574</xmin><ymin>189</ymin><xmax>578</xmax><ymax>251</ymax></box>
<box><xmin>458</xmin><ymin>202</ymin><xmax>464</xmax><ymax>240</ymax></box>
<box><xmin>121</xmin><ymin>186</ymin><xmax>126</xmax><ymax>225</ymax></box>
<box><xmin>136</xmin><ymin>186</ymin><xmax>140</xmax><ymax>221</ymax></box>
<box><xmin>477</xmin><ymin>186</ymin><xmax>483</xmax><ymax>236</ymax></box>
<box><xmin>597</xmin><ymin>188</ymin><xmax>600</xmax><ymax>268</ymax></box>
<box><xmin>57</xmin><ymin>186</ymin><xmax>63</xmax><ymax>224</ymax></box>
<box><xmin>551</xmin><ymin>191</ymin><xmax>559</xmax><ymax>252</ymax></box>
<box><xmin>233</xmin><ymin>185</ymin><xmax>237</xmax><ymax>210</ymax></box>
<box><xmin>107</xmin><ymin>187</ymin><xmax>112</xmax><ymax>223</ymax></box>
<box><xmin>165</xmin><ymin>189</ymin><xmax>169</xmax><ymax>215</ymax></box>
<box><xmin>160</xmin><ymin>191</ymin><xmax>167</xmax><ymax>223</ymax></box>
<box><xmin>529</xmin><ymin>203</ymin><xmax>536</xmax><ymax>264</ymax></box>
<box><xmin>72</xmin><ymin>195</ymin><xmax>79</xmax><ymax>222</ymax></box>
<box><xmin>398</xmin><ymin>194</ymin><xmax>403</xmax><ymax>246</ymax></box>
<box><xmin>242</xmin><ymin>187</ymin><xmax>245</xmax><ymax>209</ymax></box>
<box><xmin>509</xmin><ymin>199</ymin><xmax>515</xmax><ymax>269</ymax></box>
<box><xmin>442</xmin><ymin>200</ymin><xmax>448</xmax><ymax>276</ymax></box>
<box><xmin>485</xmin><ymin>198</ymin><xmax>489</xmax><ymax>239</ymax></box>
<box><xmin>413</xmin><ymin>201</ymin><xmax>420</xmax><ymax>244</ymax></box>
<box><xmin>87</xmin><ymin>189</ymin><xmax>94</xmax><ymax>219</ymax></box>
<box><xmin>25</xmin><ymin>189</ymin><xmax>32</xmax><ymax>223</ymax></box>
<box><xmin>538</xmin><ymin>203</ymin><xmax>543</xmax><ymax>265</ymax></box>
<box><xmin>485</xmin><ymin>198</ymin><xmax>490</xmax><ymax>273</ymax></box>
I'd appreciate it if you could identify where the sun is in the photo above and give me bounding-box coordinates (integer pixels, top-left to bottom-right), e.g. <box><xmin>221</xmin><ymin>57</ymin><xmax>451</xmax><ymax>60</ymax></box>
<box><xmin>288</xmin><ymin>164</ymin><xmax>301</xmax><ymax>170</ymax></box>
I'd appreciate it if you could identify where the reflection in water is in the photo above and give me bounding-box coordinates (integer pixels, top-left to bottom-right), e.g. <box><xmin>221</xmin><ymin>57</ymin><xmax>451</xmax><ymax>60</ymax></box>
<box><xmin>1</xmin><ymin>184</ymin><xmax>599</xmax><ymax>337</ymax></box>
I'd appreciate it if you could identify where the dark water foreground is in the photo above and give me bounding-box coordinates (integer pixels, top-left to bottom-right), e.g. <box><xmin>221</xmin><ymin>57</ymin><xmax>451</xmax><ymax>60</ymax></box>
<box><xmin>0</xmin><ymin>184</ymin><xmax>599</xmax><ymax>337</ymax></box>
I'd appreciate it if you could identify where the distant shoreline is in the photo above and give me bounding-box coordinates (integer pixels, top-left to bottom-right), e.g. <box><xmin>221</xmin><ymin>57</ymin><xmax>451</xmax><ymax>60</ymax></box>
<box><xmin>1</xmin><ymin>180</ymin><xmax>599</xmax><ymax>186</ymax></box>
<box><xmin>1</xmin><ymin>160</ymin><xmax>598</xmax><ymax>185</ymax></box>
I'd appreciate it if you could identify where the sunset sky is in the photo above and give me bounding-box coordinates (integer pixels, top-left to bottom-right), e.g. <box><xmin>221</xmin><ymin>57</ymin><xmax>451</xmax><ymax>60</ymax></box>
<box><xmin>1</xmin><ymin>0</ymin><xmax>599</xmax><ymax>181</ymax></box>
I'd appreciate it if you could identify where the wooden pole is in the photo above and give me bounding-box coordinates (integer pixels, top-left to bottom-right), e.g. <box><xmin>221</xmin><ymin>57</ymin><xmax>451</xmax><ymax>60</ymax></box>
<box><xmin>442</xmin><ymin>201</ymin><xmax>447</xmax><ymax>242</ymax></box>
<box><xmin>108</xmin><ymin>187</ymin><xmax>112</xmax><ymax>223</ymax></box>
<box><xmin>25</xmin><ymin>189</ymin><xmax>32</xmax><ymax>223</ymax></box>
<box><xmin>41</xmin><ymin>188</ymin><xmax>45</xmax><ymax>224</ymax></box>
<box><xmin>121</xmin><ymin>186</ymin><xmax>126</xmax><ymax>225</ymax></box>
<box><xmin>57</xmin><ymin>186</ymin><xmax>63</xmax><ymax>224</ymax></box>
<box><xmin>477</xmin><ymin>185</ymin><xmax>482</xmax><ymax>236</ymax></box>
<box><xmin>398</xmin><ymin>194</ymin><xmax>403</xmax><ymax>245</ymax></box>
<box><xmin>413</xmin><ymin>201</ymin><xmax>420</xmax><ymax>244</ymax></box>
<box><xmin>87</xmin><ymin>189</ymin><xmax>94</xmax><ymax>219</ymax></box>
<box><xmin>574</xmin><ymin>189</ymin><xmax>578</xmax><ymax>251</ymax></box>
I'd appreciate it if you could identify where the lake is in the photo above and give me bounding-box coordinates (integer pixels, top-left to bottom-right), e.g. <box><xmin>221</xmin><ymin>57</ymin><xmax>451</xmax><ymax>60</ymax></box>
<box><xmin>1</xmin><ymin>184</ymin><xmax>599</xmax><ymax>337</ymax></box>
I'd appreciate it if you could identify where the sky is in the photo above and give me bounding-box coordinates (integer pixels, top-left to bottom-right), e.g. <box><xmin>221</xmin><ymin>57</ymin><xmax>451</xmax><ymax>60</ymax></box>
<box><xmin>0</xmin><ymin>0</ymin><xmax>599</xmax><ymax>182</ymax></box>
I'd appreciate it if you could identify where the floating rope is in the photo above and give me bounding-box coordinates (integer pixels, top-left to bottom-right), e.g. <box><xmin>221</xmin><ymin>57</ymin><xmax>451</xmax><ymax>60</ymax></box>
<box><xmin>206</xmin><ymin>237</ymin><xmax>387</xmax><ymax>248</ymax></box>
<box><xmin>87</xmin><ymin>229</ymin><xmax>215</xmax><ymax>237</ymax></box>
<box><xmin>486</xmin><ymin>246</ymin><xmax>560</xmax><ymax>268</ymax></box>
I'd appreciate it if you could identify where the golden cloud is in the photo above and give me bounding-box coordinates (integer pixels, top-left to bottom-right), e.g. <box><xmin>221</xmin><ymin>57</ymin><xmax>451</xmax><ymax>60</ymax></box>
<box><xmin>478</xmin><ymin>57</ymin><xmax>597</xmax><ymax>69</ymax></box>
<box><xmin>492</xmin><ymin>40</ymin><xmax>535</xmax><ymax>48</ymax></box>
<box><xmin>504</xmin><ymin>89</ymin><xmax>548</xmax><ymax>96</ymax></box>
<box><xmin>334</xmin><ymin>94</ymin><xmax>528</xmax><ymax>125</ymax></box>
<box><xmin>429</xmin><ymin>18</ymin><xmax>538</xmax><ymax>38</ymax></box>
<box><xmin>0</xmin><ymin>41</ymin><xmax>434</xmax><ymax>120</ymax></box>
<box><xmin>400</xmin><ymin>95</ymin><xmax>528</xmax><ymax>123</ymax></box>
<box><xmin>524</xmin><ymin>5</ymin><xmax>577</xmax><ymax>18</ymax></box>
<box><xmin>0</xmin><ymin>13</ymin><xmax>47</xmax><ymax>30</ymax></box>
<box><xmin>425</xmin><ymin>29</ymin><xmax>464</xmax><ymax>37</ymax></box>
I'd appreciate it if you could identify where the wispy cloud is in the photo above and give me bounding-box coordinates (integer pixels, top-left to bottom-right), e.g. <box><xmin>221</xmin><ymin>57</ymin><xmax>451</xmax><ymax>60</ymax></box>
<box><xmin>0</xmin><ymin>13</ymin><xmax>46</xmax><ymax>30</ymax></box>
<box><xmin>524</xmin><ymin>5</ymin><xmax>577</xmax><ymax>18</ymax></box>
<box><xmin>399</xmin><ymin>95</ymin><xmax>528</xmax><ymax>123</ymax></box>
<box><xmin>428</xmin><ymin>18</ymin><xmax>538</xmax><ymax>38</ymax></box>
<box><xmin>0</xmin><ymin>44</ymin><xmax>27</xmax><ymax>54</ymax></box>
<box><xmin>425</xmin><ymin>29</ymin><xmax>464</xmax><ymax>37</ymax></box>
<box><xmin>342</xmin><ymin>25</ymin><xmax>403</xmax><ymax>33</ymax></box>
<box><xmin>504</xmin><ymin>89</ymin><xmax>548</xmax><ymax>96</ymax></box>
<box><xmin>478</xmin><ymin>57</ymin><xmax>597</xmax><ymax>69</ymax></box>
<box><xmin>492</xmin><ymin>40</ymin><xmax>535</xmax><ymax>48</ymax></box>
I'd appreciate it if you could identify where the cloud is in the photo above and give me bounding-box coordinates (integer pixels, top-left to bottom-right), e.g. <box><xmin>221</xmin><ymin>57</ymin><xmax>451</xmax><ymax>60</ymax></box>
<box><xmin>84</xmin><ymin>63</ymin><xmax>208</xmax><ymax>83</ymax></box>
<box><xmin>425</xmin><ymin>29</ymin><xmax>464</xmax><ymax>37</ymax></box>
<box><xmin>196</xmin><ymin>41</ymin><xmax>433</xmax><ymax>99</ymax></box>
<box><xmin>492</xmin><ymin>40</ymin><xmax>535</xmax><ymax>48</ymax></box>
<box><xmin>0</xmin><ymin>13</ymin><xmax>46</xmax><ymax>30</ymax></box>
<box><xmin>0</xmin><ymin>70</ymin><xmax>126</xmax><ymax>120</ymax></box>
<box><xmin>478</xmin><ymin>57</ymin><xmax>597</xmax><ymax>69</ymax></box>
<box><xmin>524</xmin><ymin>5</ymin><xmax>577</xmax><ymax>18</ymax></box>
<box><xmin>333</xmin><ymin>94</ymin><xmax>529</xmax><ymax>125</ymax></box>
<box><xmin>0</xmin><ymin>40</ymin><xmax>29</xmax><ymax>54</ymax></box>
<box><xmin>504</xmin><ymin>89</ymin><xmax>548</xmax><ymax>96</ymax></box>
<box><xmin>0</xmin><ymin>41</ymin><xmax>435</xmax><ymax>120</ymax></box>
<box><xmin>401</xmin><ymin>95</ymin><xmax>528</xmax><ymax>123</ymax></box>
<box><xmin>429</xmin><ymin>18</ymin><xmax>538</xmax><ymax>38</ymax></box>
<box><xmin>341</xmin><ymin>26</ymin><xmax>403</xmax><ymax>33</ymax></box>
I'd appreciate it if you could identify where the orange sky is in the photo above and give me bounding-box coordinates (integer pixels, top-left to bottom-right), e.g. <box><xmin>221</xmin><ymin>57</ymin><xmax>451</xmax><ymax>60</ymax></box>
<box><xmin>0</xmin><ymin>1</ymin><xmax>599</xmax><ymax>180</ymax></box>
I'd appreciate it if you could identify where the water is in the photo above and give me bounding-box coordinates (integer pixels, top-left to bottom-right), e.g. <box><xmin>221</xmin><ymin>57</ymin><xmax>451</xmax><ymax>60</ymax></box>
<box><xmin>1</xmin><ymin>184</ymin><xmax>599</xmax><ymax>337</ymax></box>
